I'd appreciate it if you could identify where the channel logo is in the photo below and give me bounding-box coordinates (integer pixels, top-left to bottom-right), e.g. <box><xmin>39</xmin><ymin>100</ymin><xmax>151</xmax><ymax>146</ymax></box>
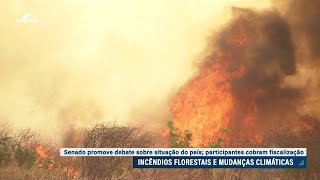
<box><xmin>16</xmin><ymin>13</ymin><xmax>40</xmax><ymax>23</ymax></box>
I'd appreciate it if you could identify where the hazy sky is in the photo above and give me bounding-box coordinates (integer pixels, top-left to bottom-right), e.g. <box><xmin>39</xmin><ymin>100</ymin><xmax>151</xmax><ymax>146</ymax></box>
<box><xmin>0</xmin><ymin>0</ymin><xmax>271</xmax><ymax>140</ymax></box>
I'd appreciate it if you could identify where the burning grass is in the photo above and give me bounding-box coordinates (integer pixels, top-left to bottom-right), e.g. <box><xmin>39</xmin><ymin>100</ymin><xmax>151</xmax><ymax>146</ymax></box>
<box><xmin>1</xmin><ymin>120</ymin><xmax>320</xmax><ymax>179</ymax></box>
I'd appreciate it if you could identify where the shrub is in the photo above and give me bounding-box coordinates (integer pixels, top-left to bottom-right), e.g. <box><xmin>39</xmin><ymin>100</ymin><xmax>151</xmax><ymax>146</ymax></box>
<box><xmin>167</xmin><ymin>121</ymin><xmax>192</xmax><ymax>148</ymax></box>
<box><xmin>81</xmin><ymin>122</ymin><xmax>154</xmax><ymax>179</ymax></box>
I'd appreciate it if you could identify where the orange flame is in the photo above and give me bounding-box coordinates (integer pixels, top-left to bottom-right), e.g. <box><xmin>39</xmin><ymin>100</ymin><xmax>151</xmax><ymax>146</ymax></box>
<box><xmin>35</xmin><ymin>145</ymin><xmax>49</xmax><ymax>158</ymax></box>
<box><xmin>170</xmin><ymin>20</ymin><xmax>261</xmax><ymax>147</ymax></box>
<box><xmin>34</xmin><ymin>145</ymin><xmax>80</xmax><ymax>178</ymax></box>
<box><xmin>171</xmin><ymin>60</ymin><xmax>244</xmax><ymax>146</ymax></box>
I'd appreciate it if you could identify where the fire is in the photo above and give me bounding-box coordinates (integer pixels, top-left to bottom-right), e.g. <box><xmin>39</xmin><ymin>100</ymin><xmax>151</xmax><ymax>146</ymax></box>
<box><xmin>171</xmin><ymin>54</ymin><xmax>247</xmax><ymax>147</ymax></box>
<box><xmin>35</xmin><ymin>145</ymin><xmax>50</xmax><ymax>158</ymax></box>
<box><xmin>170</xmin><ymin>7</ymin><xmax>308</xmax><ymax>148</ymax></box>
<box><xmin>34</xmin><ymin>145</ymin><xmax>55</xmax><ymax>169</ymax></box>
<box><xmin>34</xmin><ymin>145</ymin><xmax>80</xmax><ymax>178</ymax></box>
<box><xmin>170</xmin><ymin>11</ymin><xmax>271</xmax><ymax>147</ymax></box>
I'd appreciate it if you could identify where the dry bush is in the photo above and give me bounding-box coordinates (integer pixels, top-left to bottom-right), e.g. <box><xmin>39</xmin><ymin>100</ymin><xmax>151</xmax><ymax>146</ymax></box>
<box><xmin>0</xmin><ymin>164</ymin><xmax>69</xmax><ymax>180</ymax></box>
<box><xmin>0</xmin><ymin>123</ymin><xmax>14</xmax><ymax>166</ymax></box>
<box><xmin>80</xmin><ymin>122</ymin><xmax>154</xmax><ymax>179</ymax></box>
<box><xmin>0</xmin><ymin>123</ymin><xmax>69</xmax><ymax>180</ymax></box>
<box><xmin>0</xmin><ymin>123</ymin><xmax>43</xmax><ymax>168</ymax></box>
<box><xmin>2</xmin><ymin>120</ymin><xmax>319</xmax><ymax>180</ymax></box>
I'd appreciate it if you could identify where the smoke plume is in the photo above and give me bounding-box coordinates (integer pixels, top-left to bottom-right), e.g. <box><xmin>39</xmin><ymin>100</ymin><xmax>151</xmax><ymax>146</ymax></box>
<box><xmin>171</xmin><ymin>0</ymin><xmax>320</xmax><ymax>145</ymax></box>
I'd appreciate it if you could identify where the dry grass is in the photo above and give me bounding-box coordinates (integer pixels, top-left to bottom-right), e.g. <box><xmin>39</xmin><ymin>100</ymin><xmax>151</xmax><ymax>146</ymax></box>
<box><xmin>1</xmin><ymin>121</ymin><xmax>320</xmax><ymax>180</ymax></box>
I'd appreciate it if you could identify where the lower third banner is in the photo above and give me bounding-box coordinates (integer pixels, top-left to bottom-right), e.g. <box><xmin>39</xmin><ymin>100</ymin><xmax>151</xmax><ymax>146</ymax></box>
<box><xmin>133</xmin><ymin>156</ymin><xmax>306</xmax><ymax>168</ymax></box>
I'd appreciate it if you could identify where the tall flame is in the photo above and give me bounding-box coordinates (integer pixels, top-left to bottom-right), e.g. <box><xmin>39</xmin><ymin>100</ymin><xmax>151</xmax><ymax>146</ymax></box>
<box><xmin>169</xmin><ymin>8</ymin><xmax>296</xmax><ymax>147</ymax></box>
<box><xmin>171</xmin><ymin>20</ymin><xmax>252</xmax><ymax>147</ymax></box>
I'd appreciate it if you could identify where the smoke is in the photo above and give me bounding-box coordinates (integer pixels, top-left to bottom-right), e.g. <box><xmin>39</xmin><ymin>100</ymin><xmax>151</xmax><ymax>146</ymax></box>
<box><xmin>277</xmin><ymin>0</ymin><xmax>320</xmax><ymax>118</ymax></box>
<box><xmin>0</xmin><ymin>0</ymin><xmax>272</xmax><ymax>142</ymax></box>
<box><xmin>214</xmin><ymin>7</ymin><xmax>301</xmax><ymax>131</ymax></box>
<box><xmin>167</xmin><ymin>0</ymin><xmax>320</xmax><ymax>171</ymax></box>
<box><xmin>171</xmin><ymin>0</ymin><xmax>320</xmax><ymax>138</ymax></box>
<box><xmin>281</xmin><ymin>0</ymin><xmax>320</xmax><ymax>60</ymax></box>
